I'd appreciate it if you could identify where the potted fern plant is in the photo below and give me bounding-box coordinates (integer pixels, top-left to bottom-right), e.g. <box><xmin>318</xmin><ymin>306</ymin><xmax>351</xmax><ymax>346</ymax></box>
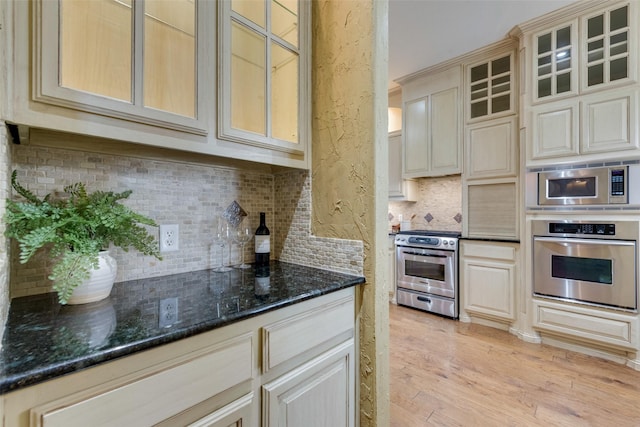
<box><xmin>5</xmin><ymin>171</ymin><xmax>162</xmax><ymax>304</ymax></box>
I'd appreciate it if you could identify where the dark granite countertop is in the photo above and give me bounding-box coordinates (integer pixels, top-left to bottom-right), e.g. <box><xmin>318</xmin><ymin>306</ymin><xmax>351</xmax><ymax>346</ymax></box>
<box><xmin>0</xmin><ymin>261</ymin><xmax>365</xmax><ymax>394</ymax></box>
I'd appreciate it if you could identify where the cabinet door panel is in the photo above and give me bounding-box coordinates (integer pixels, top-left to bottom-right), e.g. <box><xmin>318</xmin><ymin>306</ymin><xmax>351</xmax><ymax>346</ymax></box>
<box><xmin>403</xmin><ymin>97</ymin><xmax>430</xmax><ymax>176</ymax></box>
<box><xmin>582</xmin><ymin>90</ymin><xmax>638</xmax><ymax>153</ymax></box>
<box><xmin>431</xmin><ymin>87</ymin><xmax>460</xmax><ymax>174</ymax></box>
<box><xmin>532</xmin><ymin>20</ymin><xmax>579</xmax><ymax>102</ymax></box>
<box><xmin>389</xmin><ymin>132</ymin><xmax>417</xmax><ymax>201</ymax></box>
<box><xmin>463</xmin><ymin>259</ymin><xmax>515</xmax><ymax>320</ymax></box>
<box><xmin>466</xmin><ymin>117</ymin><xmax>517</xmax><ymax>179</ymax></box>
<box><xmin>37</xmin><ymin>0</ymin><xmax>206</xmax><ymax>134</ymax></box>
<box><xmin>530</xmin><ymin>101</ymin><xmax>579</xmax><ymax>159</ymax></box>
<box><xmin>388</xmin><ymin>132</ymin><xmax>404</xmax><ymax>197</ymax></box>
<box><xmin>262</xmin><ymin>340</ymin><xmax>354</xmax><ymax>427</ymax></box>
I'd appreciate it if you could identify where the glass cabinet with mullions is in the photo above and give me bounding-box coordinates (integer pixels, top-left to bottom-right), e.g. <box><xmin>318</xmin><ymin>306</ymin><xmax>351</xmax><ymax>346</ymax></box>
<box><xmin>469</xmin><ymin>54</ymin><xmax>513</xmax><ymax>119</ymax></box>
<box><xmin>533</xmin><ymin>3</ymin><xmax>632</xmax><ymax>101</ymax></box>
<box><xmin>584</xmin><ymin>4</ymin><xmax>630</xmax><ymax>89</ymax></box>
<box><xmin>535</xmin><ymin>23</ymin><xmax>575</xmax><ymax>99</ymax></box>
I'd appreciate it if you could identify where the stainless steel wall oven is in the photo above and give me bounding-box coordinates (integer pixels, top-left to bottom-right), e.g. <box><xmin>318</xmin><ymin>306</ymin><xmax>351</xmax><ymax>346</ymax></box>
<box><xmin>395</xmin><ymin>231</ymin><xmax>460</xmax><ymax>318</ymax></box>
<box><xmin>532</xmin><ymin>220</ymin><xmax>638</xmax><ymax>311</ymax></box>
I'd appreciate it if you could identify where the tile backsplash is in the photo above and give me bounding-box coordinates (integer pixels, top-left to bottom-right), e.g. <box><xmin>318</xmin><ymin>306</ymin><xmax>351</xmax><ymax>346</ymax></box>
<box><xmin>9</xmin><ymin>142</ymin><xmax>363</xmax><ymax>298</ymax></box>
<box><xmin>388</xmin><ymin>175</ymin><xmax>462</xmax><ymax>232</ymax></box>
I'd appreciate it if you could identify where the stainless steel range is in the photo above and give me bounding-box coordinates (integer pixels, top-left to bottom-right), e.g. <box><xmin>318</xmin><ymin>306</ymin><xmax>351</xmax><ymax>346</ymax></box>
<box><xmin>395</xmin><ymin>230</ymin><xmax>461</xmax><ymax>318</ymax></box>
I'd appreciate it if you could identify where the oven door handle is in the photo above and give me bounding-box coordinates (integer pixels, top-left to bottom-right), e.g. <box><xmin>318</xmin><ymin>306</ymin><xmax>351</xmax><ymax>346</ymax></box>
<box><xmin>401</xmin><ymin>251</ymin><xmax>448</xmax><ymax>258</ymax></box>
<box><xmin>534</xmin><ymin>237</ymin><xmax>636</xmax><ymax>246</ymax></box>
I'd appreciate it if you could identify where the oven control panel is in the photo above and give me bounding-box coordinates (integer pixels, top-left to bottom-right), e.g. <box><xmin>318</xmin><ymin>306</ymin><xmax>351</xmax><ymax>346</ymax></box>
<box><xmin>395</xmin><ymin>235</ymin><xmax>457</xmax><ymax>249</ymax></box>
<box><xmin>548</xmin><ymin>223</ymin><xmax>615</xmax><ymax>236</ymax></box>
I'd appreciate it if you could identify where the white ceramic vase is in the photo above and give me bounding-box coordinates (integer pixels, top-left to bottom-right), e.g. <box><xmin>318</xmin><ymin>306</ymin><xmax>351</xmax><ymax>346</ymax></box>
<box><xmin>66</xmin><ymin>251</ymin><xmax>118</xmax><ymax>305</ymax></box>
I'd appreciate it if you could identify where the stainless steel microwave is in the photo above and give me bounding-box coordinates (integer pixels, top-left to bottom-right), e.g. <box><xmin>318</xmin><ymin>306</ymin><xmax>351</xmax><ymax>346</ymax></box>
<box><xmin>529</xmin><ymin>165</ymin><xmax>640</xmax><ymax>207</ymax></box>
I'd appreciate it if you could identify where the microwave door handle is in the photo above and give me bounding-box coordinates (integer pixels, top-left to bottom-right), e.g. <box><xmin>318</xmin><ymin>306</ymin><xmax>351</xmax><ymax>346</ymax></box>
<box><xmin>534</xmin><ymin>237</ymin><xmax>636</xmax><ymax>247</ymax></box>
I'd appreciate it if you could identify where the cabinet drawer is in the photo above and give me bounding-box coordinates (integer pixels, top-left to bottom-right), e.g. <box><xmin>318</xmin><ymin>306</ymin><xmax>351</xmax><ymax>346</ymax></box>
<box><xmin>461</xmin><ymin>242</ymin><xmax>516</xmax><ymax>261</ymax></box>
<box><xmin>262</xmin><ymin>295</ymin><xmax>354</xmax><ymax>372</ymax></box>
<box><xmin>533</xmin><ymin>300</ymin><xmax>638</xmax><ymax>350</ymax></box>
<box><xmin>31</xmin><ymin>335</ymin><xmax>253</xmax><ymax>427</ymax></box>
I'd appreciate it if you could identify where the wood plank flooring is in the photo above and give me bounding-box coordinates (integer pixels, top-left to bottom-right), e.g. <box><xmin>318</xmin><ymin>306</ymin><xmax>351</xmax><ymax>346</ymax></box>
<box><xmin>390</xmin><ymin>303</ymin><xmax>640</xmax><ymax>426</ymax></box>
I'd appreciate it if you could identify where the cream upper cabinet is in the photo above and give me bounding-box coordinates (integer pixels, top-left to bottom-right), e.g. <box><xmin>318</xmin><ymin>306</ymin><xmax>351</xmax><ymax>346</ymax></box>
<box><xmin>518</xmin><ymin>0</ymin><xmax>640</xmax><ymax>165</ymax></box>
<box><xmin>462</xmin><ymin>40</ymin><xmax>519</xmax><ymax>241</ymax></box>
<box><xmin>218</xmin><ymin>0</ymin><xmax>310</xmax><ymax>157</ymax></box>
<box><xmin>5</xmin><ymin>0</ymin><xmax>310</xmax><ymax>169</ymax></box>
<box><xmin>399</xmin><ymin>65</ymin><xmax>462</xmax><ymax>178</ymax></box>
<box><xmin>388</xmin><ymin>131</ymin><xmax>417</xmax><ymax>201</ymax></box>
<box><xmin>35</xmin><ymin>0</ymin><xmax>207</xmax><ymax>134</ymax></box>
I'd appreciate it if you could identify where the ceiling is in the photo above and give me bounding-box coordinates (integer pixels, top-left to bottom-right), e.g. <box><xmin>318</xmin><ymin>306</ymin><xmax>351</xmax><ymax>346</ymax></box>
<box><xmin>388</xmin><ymin>0</ymin><xmax>578</xmax><ymax>89</ymax></box>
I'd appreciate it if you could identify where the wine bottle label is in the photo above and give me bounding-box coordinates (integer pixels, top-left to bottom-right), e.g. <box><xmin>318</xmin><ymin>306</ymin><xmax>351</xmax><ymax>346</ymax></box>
<box><xmin>255</xmin><ymin>235</ymin><xmax>270</xmax><ymax>253</ymax></box>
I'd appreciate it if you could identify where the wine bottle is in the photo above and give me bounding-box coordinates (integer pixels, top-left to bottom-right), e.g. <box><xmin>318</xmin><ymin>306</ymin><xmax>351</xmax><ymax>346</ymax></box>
<box><xmin>254</xmin><ymin>212</ymin><xmax>270</xmax><ymax>266</ymax></box>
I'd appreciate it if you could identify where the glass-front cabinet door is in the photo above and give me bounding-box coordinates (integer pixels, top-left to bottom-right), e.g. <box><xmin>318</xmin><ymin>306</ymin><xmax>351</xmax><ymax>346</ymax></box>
<box><xmin>533</xmin><ymin>21</ymin><xmax>578</xmax><ymax>102</ymax></box>
<box><xmin>582</xmin><ymin>4</ymin><xmax>632</xmax><ymax>91</ymax></box>
<box><xmin>468</xmin><ymin>53</ymin><xmax>514</xmax><ymax>120</ymax></box>
<box><xmin>36</xmin><ymin>0</ymin><xmax>207</xmax><ymax>134</ymax></box>
<box><xmin>218</xmin><ymin>0</ymin><xmax>310</xmax><ymax>154</ymax></box>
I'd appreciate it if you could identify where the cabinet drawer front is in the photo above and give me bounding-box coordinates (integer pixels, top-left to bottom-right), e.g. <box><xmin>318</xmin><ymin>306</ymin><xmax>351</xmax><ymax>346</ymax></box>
<box><xmin>533</xmin><ymin>300</ymin><xmax>638</xmax><ymax>350</ymax></box>
<box><xmin>262</xmin><ymin>296</ymin><xmax>354</xmax><ymax>372</ymax></box>
<box><xmin>33</xmin><ymin>335</ymin><xmax>253</xmax><ymax>427</ymax></box>
<box><xmin>461</xmin><ymin>242</ymin><xmax>516</xmax><ymax>261</ymax></box>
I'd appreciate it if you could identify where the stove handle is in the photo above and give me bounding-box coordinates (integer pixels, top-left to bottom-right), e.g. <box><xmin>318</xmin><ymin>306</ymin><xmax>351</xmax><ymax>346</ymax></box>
<box><xmin>417</xmin><ymin>296</ymin><xmax>432</xmax><ymax>304</ymax></box>
<box><xmin>402</xmin><ymin>251</ymin><xmax>448</xmax><ymax>258</ymax></box>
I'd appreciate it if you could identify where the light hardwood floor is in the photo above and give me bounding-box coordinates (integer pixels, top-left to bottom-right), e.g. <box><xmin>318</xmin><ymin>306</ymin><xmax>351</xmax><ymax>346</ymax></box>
<box><xmin>390</xmin><ymin>303</ymin><xmax>640</xmax><ymax>426</ymax></box>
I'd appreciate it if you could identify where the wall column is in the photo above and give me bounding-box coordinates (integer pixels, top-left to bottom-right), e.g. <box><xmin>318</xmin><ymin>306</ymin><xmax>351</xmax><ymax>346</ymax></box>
<box><xmin>312</xmin><ymin>1</ymin><xmax>390</xmax><ymax>425</ymax></box>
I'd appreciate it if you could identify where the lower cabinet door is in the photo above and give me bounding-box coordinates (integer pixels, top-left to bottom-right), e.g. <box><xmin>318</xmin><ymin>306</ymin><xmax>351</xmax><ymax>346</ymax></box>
<box><xmin>262</xmin><ymin>340</ymin><xmax>355</xmax><ymax>427</ymax></box>
<box><xmin>461</xmin><ymin>241</ymin><xmax>518</xmax><ymax>321</ymax></box>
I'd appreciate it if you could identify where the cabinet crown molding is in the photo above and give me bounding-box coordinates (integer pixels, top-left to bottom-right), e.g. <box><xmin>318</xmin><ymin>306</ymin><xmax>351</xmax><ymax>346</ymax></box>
<box><xmin>512</xmin><ymin>0</ymin><xmax>623</xmax><ymax>35</ymax></box>
<box><xmin>395</xmin><ymin>37</ymin><xmax>518</xmax><ymax>86</ymax></box>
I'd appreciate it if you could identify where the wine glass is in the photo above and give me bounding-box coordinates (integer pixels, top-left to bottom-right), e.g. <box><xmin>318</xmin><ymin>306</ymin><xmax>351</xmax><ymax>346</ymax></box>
<box><xmin>233</xmin><ymin>224</ymin><xmax>253</xmax><ymax>269</ymax></box>
<box><xmin>213</xmin><ymin>218</ymin><xmax>232</xmax><ymax>272</ymax></box>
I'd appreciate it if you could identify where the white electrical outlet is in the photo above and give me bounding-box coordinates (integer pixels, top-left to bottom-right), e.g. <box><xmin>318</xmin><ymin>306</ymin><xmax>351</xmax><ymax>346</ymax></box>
<box><xmin>159</xmin><ymin>297</ymin><xmax>179</xmax><ymax>328</ymax></box>
<box><xmin>159</xmin><ymin>224</ymin><xmax>179</xmax><ymax>253</ymax></box>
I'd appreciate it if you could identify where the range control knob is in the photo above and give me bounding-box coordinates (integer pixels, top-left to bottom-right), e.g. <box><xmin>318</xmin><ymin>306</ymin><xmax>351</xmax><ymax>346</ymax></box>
<box><xmin>448</xmin><ymin>240</ymin><xmax>455</xmax><ymax>246</ymax></box>
<box><xmin>443</xmin><ymin>240</ymin><xmax>449</xmax><ymax>245</ymax></box>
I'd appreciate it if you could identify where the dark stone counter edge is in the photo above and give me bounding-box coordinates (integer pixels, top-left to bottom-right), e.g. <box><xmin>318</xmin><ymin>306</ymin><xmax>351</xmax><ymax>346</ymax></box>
<box><xmin>0</xmin><ymin>276</ymin><xmax>365</xmax><ymax>394</ymax></box>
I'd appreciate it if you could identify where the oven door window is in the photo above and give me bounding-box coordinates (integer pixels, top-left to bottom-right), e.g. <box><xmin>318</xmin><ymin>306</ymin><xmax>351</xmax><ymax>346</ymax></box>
<box><xmin>551</xmin><ymin>255</ymin><xmax>612</xmax><ymax>285</ymax></box>
<box><xmin>404</xmin><ymin>258</ymin><xmax>445</xmax><ymax>282</ymax></box>
<box><xmin>548</xmin><ymin>177</ymin><xmax>596</xmax><ymax>198</ymax></box>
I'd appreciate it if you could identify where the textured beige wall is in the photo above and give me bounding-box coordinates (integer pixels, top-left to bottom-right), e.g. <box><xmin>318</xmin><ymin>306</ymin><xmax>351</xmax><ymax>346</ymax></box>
<box><xmin>312</xmin><ymin>1</ymin><xmax>390</xmax><ymax>425</ymax></box>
